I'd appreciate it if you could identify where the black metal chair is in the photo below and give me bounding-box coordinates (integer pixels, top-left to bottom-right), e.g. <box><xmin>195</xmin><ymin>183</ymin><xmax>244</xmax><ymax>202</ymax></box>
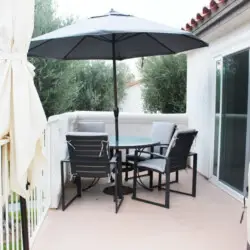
<box><xmin>125</xmin><ymin>121</ymin><xmax>177</xmax><ymax>187</ymax></box>
<box><xmin>61</xmin><ymin>132</ymin><xmax>123</xmax><ymax>213</ymax></box>
<box><xmin>132</xmin><ymin>129</ymin><xmax>198</xmax><ymax>209</ymax></box>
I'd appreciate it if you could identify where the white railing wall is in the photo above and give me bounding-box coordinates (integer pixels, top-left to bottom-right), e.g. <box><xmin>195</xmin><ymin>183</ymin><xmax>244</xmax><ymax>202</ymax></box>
<box><xmin>46</xmin><ymin>111</ymin><xmax>188</xmax><ymax>208</ymax></box>
<box><xmin>0</xmin><ymin>139</ymin><xmax>50</xmax><ymax>250</ymax></box>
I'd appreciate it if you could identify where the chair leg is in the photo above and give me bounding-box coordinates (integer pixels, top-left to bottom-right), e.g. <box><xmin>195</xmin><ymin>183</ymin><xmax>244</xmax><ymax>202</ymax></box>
<box><xmin>125</xmin><ymin>165</ymin><xmax>129</xmax><ymax>182</ymax></box>
<box><xmin>149</xmin><ymin>171</ymin><xmax>153</xmax><ymax>189</ymax></box>
<box><xmin>165</xmin><ymin>161</ymin><xmax>170</xmax><ymax>209</ymax></box>
<box><xmin>110</xmin><ymin>149</ymin><xmax>115</xmax><ymax>183</ymax></box>
<box><xmin>114</xmin><ymin>150</ymin><xmax>124</xmax><ymax>213</ymax></box>
<box><xmin>61</xmin><ymin>161</ymin><xmax>81</xmax><ymax>211</ymax></box>
<box><xmin>61</xmin><ymin>161</ymin><xmax>65</xmax><ymax>211</ymax></box>
<box><xmin>168</xmin><ymin>153</ymin><xmax>198</xmax><ymax>197</ymax></box>
<box><xmin>117</xmin><ymin>151</ymin><xmax>123</xmax><ymax>200</ymax></box>
<box><xmin>158</xmin><ymin>173</ymin><xmax>162</xmax><ymax>190</ymax></box>
<box><xmin>133</xmin><ymin>169</ymin><xmax>169</xmax><ymax>208</ymax></box>
<box><xmin>114</xmin><ymin>165</ymin><xmax>118</xmax><ymax>209</ymax></box>
<box><xmin>175</xmin><ymin>170</ymin><xmax>179</xmax><ymax>183</ymax></box>
<box><xmin>132</xmin><ymin>160</ymin><xmax>137</xmax><ymax>199</ymax></box>
<box><xmin>125</xmin><ymin>149</ymin><xmax>129</xmax><ymax>182</ymax></box>
<box><xmin>75</xmin><ymin>176</ymin><xmax>82</xmax><ymax>197</ymax></box>
<box><xmin>192</xmin><ymin>153</ymin><xmax>197</xmax><ymax>197</ymax></box>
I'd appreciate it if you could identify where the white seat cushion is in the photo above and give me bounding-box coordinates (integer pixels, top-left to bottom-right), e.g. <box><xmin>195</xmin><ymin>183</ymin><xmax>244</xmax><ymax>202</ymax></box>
<box><xmin>66</xmin><ymin>132</ymin><xmax>108</xmax><ymax>136</ymax></box>
<box><xmin>151</xmin><ymin>122</ymin><xmax>176</xmax><ymax>153</ymax></box>
<box><xmin>126</xmin><ymin>152</ymin><xmax>151</xmax><ymax>161</ymax></box>
<box><xmin>137</xmin><ymin>158</ymin><xmax>165</xmax><ymax>173</ymax></box>
<box><xmin>76</xmin><ymin>121</ymin><xmax>105</xmax><ymax>132</ymax></box>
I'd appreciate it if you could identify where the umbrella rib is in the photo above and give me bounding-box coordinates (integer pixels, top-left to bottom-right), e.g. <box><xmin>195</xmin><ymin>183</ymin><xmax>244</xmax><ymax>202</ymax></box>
<box><xmin>29</xmin><ymin>39</ymin><xmax>52</xmax><ymax>53</ymax></box>
<box><xmin>63</xmin><ymin>35</ymin><xmax>113</xmax><ymax>59</ymax></box>
<box><xmin>146</xmin><ymin>33</ymin><xmax>175</xmax><ymax>53</ymax></box>
<box><xmin>116</xmin><ymin>33</ymin><xmax>129</xmax><ymax>41</ymax></box>
<box><xmin>90</xmin><ymin>35</ymin><xmax>112</xmax><ymax>43</ymax></box>
<box><xmin>116</xmin><ymin>33</ymin><xmax>142</xmax><ymax>43</ymax></box>
<box><xmin>63</xmin><ymin>37</ymin><xmax>86</xmax><ymax>59</ymax></box>
<box><xmin>181</xmin><ymin>34</ymin><xmax>209</xmax><ymax>47</ymax></box>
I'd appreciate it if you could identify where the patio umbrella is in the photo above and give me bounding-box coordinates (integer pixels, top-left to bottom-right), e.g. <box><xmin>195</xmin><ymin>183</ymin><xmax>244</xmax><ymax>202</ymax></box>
<box><xmin>28</xmin><ymin>9</ymin><xmax>208</xmax><ymax>141</ymax></box>
<box><xmin>0</xmin><ymin>0</ymin><xmax>47</xmax><ymax>249</ymax></box>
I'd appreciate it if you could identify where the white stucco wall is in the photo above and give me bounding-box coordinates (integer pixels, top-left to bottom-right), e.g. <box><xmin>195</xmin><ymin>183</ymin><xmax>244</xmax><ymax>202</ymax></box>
<box><xmin>187</xmin><ymin>48</ymin><xmax>212</xmax><ymax>178</ymax></box>
<box><xmin>120</xmin><ymin>84</ymin><xmax>144</xmax><ymax>113</ymax></box>
<box><xmin>187</xmin><ymin>6</ymin><xmax>250</xmax><ymax>178</ymax></box>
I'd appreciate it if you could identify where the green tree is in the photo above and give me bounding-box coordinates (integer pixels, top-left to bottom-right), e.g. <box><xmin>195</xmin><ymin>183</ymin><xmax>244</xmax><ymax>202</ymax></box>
<box><xmin>140</xmin><ymin>55</ymin><xmax>187</xmax><ymax>113</ymax></box>
<box><xmin>55</xmin><ymin>61</ymin><xmax>133</xmax><ymax>112</ymax></box>
<box><xmin>31</xmin><ymin>0</ymin><xmax>130</xmax><ymax>117</ymax></box>
<box><xmin>31</xmin><ymin>0</ymin><xmax>75</xmax><ymax>117</ymax></box>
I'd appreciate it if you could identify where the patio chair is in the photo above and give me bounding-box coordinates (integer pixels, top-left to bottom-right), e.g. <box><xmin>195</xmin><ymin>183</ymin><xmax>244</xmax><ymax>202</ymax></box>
<box><xmin>125</xmin><ymin>122</ymin><xmax>177</xmax><ymax>187</ymax></box>
<box><xmin>132</xmin><ymin>129</ymin><xmax>198</xmax><ymax>208</ymax></box>
<box><xmin>61</xmin><ymin>132</ymin><xmax>123</xmax><ymax>213</ymax></box>
<box><xmin>72</xmin><ymin>121</ymin><xmax>107</xmax><ymax>184</ymax></box>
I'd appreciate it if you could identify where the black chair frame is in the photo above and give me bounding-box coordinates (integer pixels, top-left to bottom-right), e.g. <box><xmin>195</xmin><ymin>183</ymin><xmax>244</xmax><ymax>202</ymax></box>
<box><xmin>61</xmin><ymin>153</ymin><xmax>124</xmax><ymax>213</ymax></box>
<box><xmin>61</xmin><ymin>134</ymin><xmax>124</xmax><ymax>213</ymax></box>
<box><xmin>125</xmin><ymin>124</ymin><xmax>177</xmax><ymax>186</ymax></box>
<box><xmin>132</xmin><ymin>150</ymin><xmax>197</xmax><ymax>208</ymax></box>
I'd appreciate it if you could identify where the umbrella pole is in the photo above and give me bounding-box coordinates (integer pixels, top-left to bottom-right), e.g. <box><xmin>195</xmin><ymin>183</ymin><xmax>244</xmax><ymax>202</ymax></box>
<box><xmin>112</xmin><ymin>34</ymin><xmax>119</xmax><ymax>142</ymax></box>
<box><xmin>112</xmin><ymin>34</ymin><xmax>124</xmax><ymax>200</ymax></box>
<box><xmin>20</xmin><ymin>195</ymin><xmax>30</xmax><ymax>250</ymax></box>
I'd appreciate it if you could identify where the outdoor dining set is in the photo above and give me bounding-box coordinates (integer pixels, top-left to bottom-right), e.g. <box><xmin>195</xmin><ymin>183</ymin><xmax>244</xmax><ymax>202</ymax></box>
<box><xmin>60</xmin><ymin>121</ymin><xmax>198</xmax><ymax>213</ymax></box>
<box><xmin>28</xmin><ymin>8</ymin><xmax>204</xmax><ymax>214</ymax></box>
<box><xmin>25</xmin><ymin>8</ymin><xmax>204</xmax><ymax>216</ymax></box>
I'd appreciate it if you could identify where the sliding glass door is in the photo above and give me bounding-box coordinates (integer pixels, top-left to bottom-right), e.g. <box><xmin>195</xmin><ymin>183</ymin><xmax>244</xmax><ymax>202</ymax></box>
<box><xmin>213</xmin><ymin>50</ymin><xmax>249</xmax><ymax>193</ymax></box>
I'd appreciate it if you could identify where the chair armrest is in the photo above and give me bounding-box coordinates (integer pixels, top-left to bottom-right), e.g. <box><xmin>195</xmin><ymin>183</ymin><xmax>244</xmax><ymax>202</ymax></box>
<box><xmin>110</xmin><ymin>156</ymin><xmax>117</xmax><ymax>164</ymax></box>
<box><xmin>188</xmin><ymin>152</ymin><xmax>197</xmax><ymax>157</ymax></box>
<box><xmin>61</xmin><ymin>158</ymin><xmax>70</xmax><ymax>163</ymax></box>
<box><xmin>159</xmin><ymin>143</ymin><xmax>169</xmax><ymax>149</ymax></box>
<box><xmin>63</xmin><ymin>156</ymin><xmax>118</xmax><ymax>164</ymax></box>
<box><xmin>159</xmin><ymin>144</ymin><xmax>169</xmax><ymax>154</ymax></box>
<box><xmin>135</xmin><ymin>150</ymin><xmax>167</xmax><ymax>159</ymax></box>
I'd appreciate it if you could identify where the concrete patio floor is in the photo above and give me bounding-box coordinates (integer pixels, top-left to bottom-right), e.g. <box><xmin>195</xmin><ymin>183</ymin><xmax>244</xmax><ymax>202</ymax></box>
<box><xmin>32</xmin><ymin>170</ymin><xmax>247</xmax><ymax>250</ymax></box>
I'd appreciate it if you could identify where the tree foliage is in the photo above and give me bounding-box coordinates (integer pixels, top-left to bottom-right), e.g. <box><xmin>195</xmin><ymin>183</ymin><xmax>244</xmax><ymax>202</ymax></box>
<box><xmin>139</xmin><ymin>55</ymin><xmax>187</xmax><ymax>113</ymax></box>
<box><xmin>31</xmin><ymin>0</ymin><xmax>74</xmax><ymax>117</ymax></box>
<box><xmin>55</xmin><ymin>61</ymin><xmax>133</xmax><ymax>112</ymax></box>
<box><xmin>31</xmin><ymin>0</ymin><xmax>131</xmax><ymax>117</ymax></box>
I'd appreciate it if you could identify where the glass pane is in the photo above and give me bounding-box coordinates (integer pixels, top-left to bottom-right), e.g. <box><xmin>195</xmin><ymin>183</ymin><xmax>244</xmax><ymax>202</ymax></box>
<box><xmin>219</xmin><ymin>50</ymin><xmax>249</xmax><ymax>192</ymax></box>
<box><xmin>213</xmin><ymin>60</ymin><xmax>222</xmax><ymax>176</ymax></box>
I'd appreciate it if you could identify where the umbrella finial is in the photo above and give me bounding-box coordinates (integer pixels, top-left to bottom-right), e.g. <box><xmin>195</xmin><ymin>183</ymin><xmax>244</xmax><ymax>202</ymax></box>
<box><xmin>107</xmin><ymin>9</ymin><xmax>131</xmax><ymax>17</ymax></box>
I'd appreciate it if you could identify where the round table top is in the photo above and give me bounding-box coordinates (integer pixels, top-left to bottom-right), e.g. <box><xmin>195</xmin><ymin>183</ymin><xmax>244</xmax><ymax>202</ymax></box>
<box><xmin>109</xmin><ymin>136</ymin><xmax>160</xmax><ymax>149</ymax></box>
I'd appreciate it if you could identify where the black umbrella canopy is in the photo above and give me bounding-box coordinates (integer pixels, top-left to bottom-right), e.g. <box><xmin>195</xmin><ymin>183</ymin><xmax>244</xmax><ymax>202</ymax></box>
<box><xmin>29</xmin><ymin>9</ymin><xmax>208</xmax><ymax>60</ymax></box>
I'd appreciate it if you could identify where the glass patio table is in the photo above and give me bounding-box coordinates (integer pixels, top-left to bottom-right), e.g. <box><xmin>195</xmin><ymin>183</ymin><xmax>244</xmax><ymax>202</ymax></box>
<box><xmin>103</xmin><ymin>136</ymin><xmax>160</xmax><ymax>196</ymax></box>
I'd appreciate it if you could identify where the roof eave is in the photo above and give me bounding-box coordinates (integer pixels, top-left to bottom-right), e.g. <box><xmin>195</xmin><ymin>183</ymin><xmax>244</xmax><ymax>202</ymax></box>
<box><xmin>192</xmin><ymin>0</ymin><xmax>248</xmax><ymax>37</ymax></box>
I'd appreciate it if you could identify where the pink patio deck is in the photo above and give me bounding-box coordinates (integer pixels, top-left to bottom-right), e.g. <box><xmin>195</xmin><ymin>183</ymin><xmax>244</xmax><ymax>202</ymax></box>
<box><xmin>32</xmin><ymin>171</ymin><xmax>247</xmax><ymax>250</ymax></box>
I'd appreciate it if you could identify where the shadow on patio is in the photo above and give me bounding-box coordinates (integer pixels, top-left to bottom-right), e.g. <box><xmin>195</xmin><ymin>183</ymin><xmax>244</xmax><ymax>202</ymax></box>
<box><xmin>32</xmin><ymin>170</ymin><xmax>246</xmax><ymax>250</ymax></box>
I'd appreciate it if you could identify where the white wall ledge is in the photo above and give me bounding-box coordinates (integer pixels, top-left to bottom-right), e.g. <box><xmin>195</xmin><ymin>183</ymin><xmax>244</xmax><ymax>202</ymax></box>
<box><xmin>48</xmin><ymin>111</ymin><xmax>188</xmax><ymax>125</ymax></box>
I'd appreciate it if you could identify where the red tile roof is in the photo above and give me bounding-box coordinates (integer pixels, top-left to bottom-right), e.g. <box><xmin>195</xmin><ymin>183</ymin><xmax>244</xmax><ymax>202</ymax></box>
<box><xmin>126</xmin><ymin>80</ymin><xmax>141</xmax><ymax>88</ymax></box>
<box><xmin>183</xmin><ymin>0</ymin><xmax>229</xmax><ymax>32</ymax></box>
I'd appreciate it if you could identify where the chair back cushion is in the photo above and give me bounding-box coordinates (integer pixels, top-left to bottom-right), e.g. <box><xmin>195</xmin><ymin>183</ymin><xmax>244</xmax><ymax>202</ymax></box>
<box><xmin>75</xmin><ymin>121</ymin><xmax>105</xmax><ymax>132</ymax></box>
<box><xmin>151</xmin><ymin>122</ymin><xmax>176</xmax><ymax>153</ymax></box>
<box><xmin>165</xmin><ymin>129</ymin><xmax>198</xmax><ymax>170</ymax></box>
<box><xmin>66</xmin><ymin>132</ymin><xmax>110</xmax><ymax>178</ymax></box>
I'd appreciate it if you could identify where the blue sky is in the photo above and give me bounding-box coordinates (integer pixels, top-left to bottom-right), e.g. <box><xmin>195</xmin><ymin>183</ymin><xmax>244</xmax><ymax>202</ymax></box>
<box><xmin>56</xmin><ymin>0</ymin><xmax>209</xmax><ymax>28</ymax></box>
